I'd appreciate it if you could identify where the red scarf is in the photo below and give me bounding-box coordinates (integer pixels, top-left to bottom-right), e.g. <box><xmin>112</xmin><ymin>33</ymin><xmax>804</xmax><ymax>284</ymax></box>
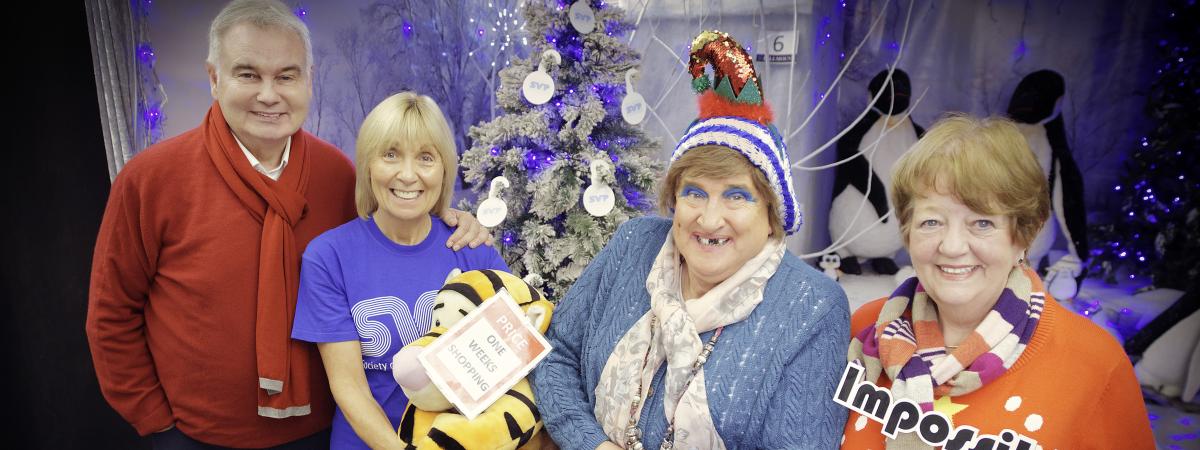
<box><xmin>202</xmin><ymin>103</ymin><xmax>314</xmax><ymax>418</ymax></box>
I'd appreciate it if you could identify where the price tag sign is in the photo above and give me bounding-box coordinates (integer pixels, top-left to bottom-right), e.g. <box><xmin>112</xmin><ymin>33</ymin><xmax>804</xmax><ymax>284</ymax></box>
<box><xmin>417</xmin><ymin>289</ymin><xmax>553</xmax><ymax>420</ymax></box>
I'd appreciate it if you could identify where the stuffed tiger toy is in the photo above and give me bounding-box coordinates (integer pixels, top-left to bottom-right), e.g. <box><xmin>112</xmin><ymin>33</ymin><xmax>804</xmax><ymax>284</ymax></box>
<box><xmin>391</xmin><ymin>269</ymin><xmax>555</xmax><ymax>450</ymax></box>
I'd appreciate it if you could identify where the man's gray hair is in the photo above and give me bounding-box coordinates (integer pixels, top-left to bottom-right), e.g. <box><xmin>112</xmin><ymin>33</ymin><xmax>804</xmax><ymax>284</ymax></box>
<box><xmin>207</xmin><ymin>0</ymin><xmax>313</xmax><ymax>72</ymax></box>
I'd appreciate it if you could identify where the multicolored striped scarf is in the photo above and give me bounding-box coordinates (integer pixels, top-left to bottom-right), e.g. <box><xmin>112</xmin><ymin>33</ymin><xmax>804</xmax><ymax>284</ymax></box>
<box><xmin>847</xmin><ymin>266</ymin><xmax>1045</xmax><ymax>448</ymax></box>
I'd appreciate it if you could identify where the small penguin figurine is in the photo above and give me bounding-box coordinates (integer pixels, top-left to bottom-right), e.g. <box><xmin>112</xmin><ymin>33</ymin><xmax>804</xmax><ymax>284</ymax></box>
<box><xmin>827</xmin><ymin>69</ymin><xmax>924</xmax><ymax>276</ymax></box>
<box><xmin>1007</xmin><ymin>70</ymin><xmax>1089</xmax><ymax>299</ymax></box>
<box><xmin>819</xmin><ymin>253</ymin><xmax>841</xmax><ymax>281</ymax></box>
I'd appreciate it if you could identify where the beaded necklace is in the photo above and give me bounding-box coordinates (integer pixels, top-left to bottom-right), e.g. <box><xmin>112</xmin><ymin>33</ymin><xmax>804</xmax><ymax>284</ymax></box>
<box><xmin>623</xmin><ymin>314</ymin><xmax>724</xmax><ymax>450</ymax></box>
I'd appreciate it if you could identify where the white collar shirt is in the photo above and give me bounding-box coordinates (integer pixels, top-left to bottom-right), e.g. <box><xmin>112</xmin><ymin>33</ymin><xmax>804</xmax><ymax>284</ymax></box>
<box><xmin>235</xmin><ymin>135</ymin><xmax>291</xmax><ymax>181</ymax></box>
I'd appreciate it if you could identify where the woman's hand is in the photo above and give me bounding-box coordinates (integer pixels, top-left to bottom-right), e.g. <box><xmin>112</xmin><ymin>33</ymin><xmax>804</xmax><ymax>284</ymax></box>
<box><xmin>596</xmin><ymin>441</ymin><xmax>623</xmax><ymax>450</ymax></box>
<box><xmin>439</xmin><ymin>208</ymin><xmax>494</xmax><ymax>250</ymax></box>
<box><xmin>318</xmin><ymin>341</ymin><xmax>407</xmax><ymax>450</ymax></box>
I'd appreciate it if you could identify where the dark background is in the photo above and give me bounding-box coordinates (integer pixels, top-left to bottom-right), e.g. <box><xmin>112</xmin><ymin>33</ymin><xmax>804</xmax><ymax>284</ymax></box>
<box><xmin>3</xmin><ymin>2</ymin><xmax>148</xmax><ymax>448</ymax></box>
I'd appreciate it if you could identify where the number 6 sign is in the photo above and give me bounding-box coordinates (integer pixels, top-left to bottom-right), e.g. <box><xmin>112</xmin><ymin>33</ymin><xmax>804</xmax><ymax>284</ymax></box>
<box><xmin>768</xmin><ymin>31</ymin><xmax>796</xmax><ymax>56</ymax></box>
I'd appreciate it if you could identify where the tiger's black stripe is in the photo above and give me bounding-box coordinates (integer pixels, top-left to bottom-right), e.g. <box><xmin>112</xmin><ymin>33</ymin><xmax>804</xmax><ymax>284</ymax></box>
<box><xmin>481</xmin><ymin>269</ymin><xmax>507</xmax><ymax>296</ymax></box>
<box><xmin>506</xmin><ymin>388</ymin><xmax>541</xmax><ymax>423</ymax></box>
<box><xmin>515</xmin><ymin>282</ymin><xmax>540</xmax><ymax>306</ymax></box>
<box><xmin>505</xmin><ymin>412</ymin><xmax>535</xmax><ymax>447</ymax></box>
<box><xmin>440</xmin><ymin>283</ymin><xmax>483</xmax><ymax>306</ymax></box>
<box><xmin>428</xmin><ymin>429</ymin><xmax>468</xmax><ymax>450</ymax></box>
<box><xmin>398</xmin><ymin>404</ymin><xmax>417</xmax><ymax>448</ymax></box>
<box><xmin>422</xmin><ymin>331</ymin><xmax>442</xmax><ymax>339</ymax></box>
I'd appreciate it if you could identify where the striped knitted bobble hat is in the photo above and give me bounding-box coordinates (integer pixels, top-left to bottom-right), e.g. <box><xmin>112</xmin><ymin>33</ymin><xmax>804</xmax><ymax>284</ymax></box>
<box><xmin>674</xmin><ymin>30</ymin><xmax>802</xmax><ymax>235</ymax></box>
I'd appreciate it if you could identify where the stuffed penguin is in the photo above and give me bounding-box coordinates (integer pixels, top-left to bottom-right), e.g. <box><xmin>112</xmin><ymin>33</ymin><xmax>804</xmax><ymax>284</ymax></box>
<box><xmin>390</xmin><ymin>269</ymin><xmax>554</xmax><ymax>450</ymax></box>
<box><xmin>819</xmin><ymin>253</ymin><xmax>841</xmax><ymax>281</ymax></box>
<box><xmin>1007</xmin><ymin>70</ymin><xmax>1089</xmax><ymax>299</ymax></box>
<box><xmin>827</xmin><ymin>69</ymin><xmax>924</xmax><ymax>275</ymax></box>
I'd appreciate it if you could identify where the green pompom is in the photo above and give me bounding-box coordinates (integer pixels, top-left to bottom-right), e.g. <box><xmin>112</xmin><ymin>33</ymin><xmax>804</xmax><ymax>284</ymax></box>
<box><xmin>692</xmin><ymin>76</ymin><xmax>711</xmax><ymax>93</ymax></box>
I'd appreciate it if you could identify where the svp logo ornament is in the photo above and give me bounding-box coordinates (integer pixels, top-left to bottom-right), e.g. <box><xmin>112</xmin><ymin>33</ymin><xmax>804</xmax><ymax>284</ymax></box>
<box><xmin>522</xmin><ymin>49</ymin><xmax>561</xmax><ymax>105</ymax></box>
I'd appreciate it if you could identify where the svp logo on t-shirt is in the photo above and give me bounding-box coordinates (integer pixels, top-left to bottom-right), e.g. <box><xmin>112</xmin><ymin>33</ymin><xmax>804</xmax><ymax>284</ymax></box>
<box><xmin>351</xmin><ymin>289</ymin><xmax>439</xmax><ymax>362</ymax></box>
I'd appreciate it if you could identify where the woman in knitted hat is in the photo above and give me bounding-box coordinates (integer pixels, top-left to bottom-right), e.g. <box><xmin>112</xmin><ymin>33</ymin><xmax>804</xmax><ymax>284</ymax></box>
<box><xmin>531</xmin><ymin>31</ymin><xmax>850</xmax><ymax>450</ymax></box>
<box><xmin>840</xmin><ymin>114</ymin><xmax>1153</xmax><ymax>449</ymax></box>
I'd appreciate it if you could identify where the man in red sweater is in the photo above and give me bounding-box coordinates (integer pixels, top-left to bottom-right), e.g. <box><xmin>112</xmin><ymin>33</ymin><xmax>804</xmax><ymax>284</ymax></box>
<box><xmin>86</xmin><ymin>1</ymin><xmax>487</xmax><ymax>448</ymax></box>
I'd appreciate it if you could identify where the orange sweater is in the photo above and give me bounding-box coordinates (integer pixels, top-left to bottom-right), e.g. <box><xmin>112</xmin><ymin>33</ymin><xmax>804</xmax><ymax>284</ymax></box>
<box><xmin>86</xmin><ymin>124</ymin><xmax>356</xmax><ymax>447</ymax></box>
<box><xmin>841</xmin><ymin>294</ymin><xmax>1155</xmax><ymax>449</ymax></box>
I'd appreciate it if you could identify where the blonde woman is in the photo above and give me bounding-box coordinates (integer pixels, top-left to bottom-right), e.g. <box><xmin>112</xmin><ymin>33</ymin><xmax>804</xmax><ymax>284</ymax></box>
<box><xmin>292</xmin><ymin>92</ymin><xmax>507</xmax><ymax>449</ymax></box>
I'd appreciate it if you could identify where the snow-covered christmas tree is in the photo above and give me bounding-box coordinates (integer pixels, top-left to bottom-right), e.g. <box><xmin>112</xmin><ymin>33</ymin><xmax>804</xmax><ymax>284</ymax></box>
<box><xmin>1087</xmin><ymin>0</ymin><xmax>1198</xmax><ymax>290</ymax></box>
<box><xmin>460</xmin><ymin>0</ymin><xmax>663</xmax><ymax>298</ymax></box>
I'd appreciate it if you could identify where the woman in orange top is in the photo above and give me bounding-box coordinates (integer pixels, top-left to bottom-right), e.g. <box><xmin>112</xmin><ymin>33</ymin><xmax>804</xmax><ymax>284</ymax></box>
<box><xmin>840</xmin><ymin>114</ymin><xmax>1154</xmax><ymax>449</ymax></box>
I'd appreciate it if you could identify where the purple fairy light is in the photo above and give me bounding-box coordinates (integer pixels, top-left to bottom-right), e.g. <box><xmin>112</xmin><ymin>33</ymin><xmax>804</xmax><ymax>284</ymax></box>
<box><xmin>1012</xmin><ymin>40</ymin><xmax>1027</xmax><ymax>60</ymax></box>
<box><xmin>523</xmin><ymin>148</ymin><xmax>556</xmax><ymax>173</ymax></box>
<box><xmin>142</xmin><ymin>104</ymin><xmax>161</xmax><ymax>122</ymax></box>
<box><xmin>501</xmin><ymin>230</ymin><xmax>517</xmax><ymax>246</ymax></box>
<box><xmin>141</xmin><ymin>103</ymin><xmax>164</xmax><ymax>133</ymax></box>
<box><xmin>402</xmin><ymin>20</ymin><xmax>413</xmax><ymax>40</ymax></box>
<box><xmin>136</xmin><ymin>43</ymin><xmax>156</xmax><ymax>65</ymax></box>
<box><xmin>490</xmin><ymin>146</ymin><xmax>501</xmax><ymax>156</ymax></box>
<box><xmin>623</xmin><ymin>187</ymin><xmax>640</xmax><ymax>204</ymax></box>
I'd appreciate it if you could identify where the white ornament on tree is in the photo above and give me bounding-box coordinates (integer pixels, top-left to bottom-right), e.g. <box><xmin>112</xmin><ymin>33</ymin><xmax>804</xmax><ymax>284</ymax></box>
<box><xmin>522</xmin><ymin>49</ymin><xmax>561</xmax><ymax>105</ymax></box>
<box><xmin>620</xmin><ymin>69</ymin><xmax>647</xmax><ymax>125</ymax></box>
<box><xmin>582</xmin><ymin>158</ymin><xmax>615</xmax><ymax>217</ymax></box>
<box><xmin>476</xmin><ymin>176</ymin><xmax>510</xmax><ymax>228</ymax></box>
<box><xmin>568</xmin><ymin>1</ymin><xmax>596</xmax><ymax>34</ymax></box>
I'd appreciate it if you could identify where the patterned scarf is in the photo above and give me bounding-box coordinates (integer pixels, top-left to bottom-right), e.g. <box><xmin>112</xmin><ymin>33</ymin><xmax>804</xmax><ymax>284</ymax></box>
<box><xmin>847</xmin><ymin>266</ymin><xmax>1045</xmax><ymax>449</ymax></box>
<box><xmin>594</xmin><ymin>237</ymin><xmax>786</xmax><ymax>449</ymax></box>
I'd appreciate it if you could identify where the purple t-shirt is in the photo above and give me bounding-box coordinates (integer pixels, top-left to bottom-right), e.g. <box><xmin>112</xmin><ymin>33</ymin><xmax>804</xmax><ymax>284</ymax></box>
<box><xmin>292</xmin><ymin>215</ymin><xmax>508</xmax><ymax>449</ymax></box>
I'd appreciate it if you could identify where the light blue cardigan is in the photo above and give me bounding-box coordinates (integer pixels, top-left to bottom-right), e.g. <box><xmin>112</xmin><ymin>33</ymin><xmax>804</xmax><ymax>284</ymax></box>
<box><xmin>531</xmin><ymin>217</ymin><xmax>850</xmax><ymax>450</ymax></box>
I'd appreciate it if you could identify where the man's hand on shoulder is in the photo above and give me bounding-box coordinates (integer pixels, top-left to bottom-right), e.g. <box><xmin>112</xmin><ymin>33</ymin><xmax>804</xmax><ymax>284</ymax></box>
<box><xmin>439</xmin><ymin>208</ymin><xmax>494</xmax><ymax>250</ymax></box>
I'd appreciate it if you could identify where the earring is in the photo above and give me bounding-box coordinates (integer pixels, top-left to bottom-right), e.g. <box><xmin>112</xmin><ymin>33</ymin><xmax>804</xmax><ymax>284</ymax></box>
<box><xmin>1017</xmin><ymin>251</ymin><xmax>1027</xmax><ymax>266</ymax></box>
